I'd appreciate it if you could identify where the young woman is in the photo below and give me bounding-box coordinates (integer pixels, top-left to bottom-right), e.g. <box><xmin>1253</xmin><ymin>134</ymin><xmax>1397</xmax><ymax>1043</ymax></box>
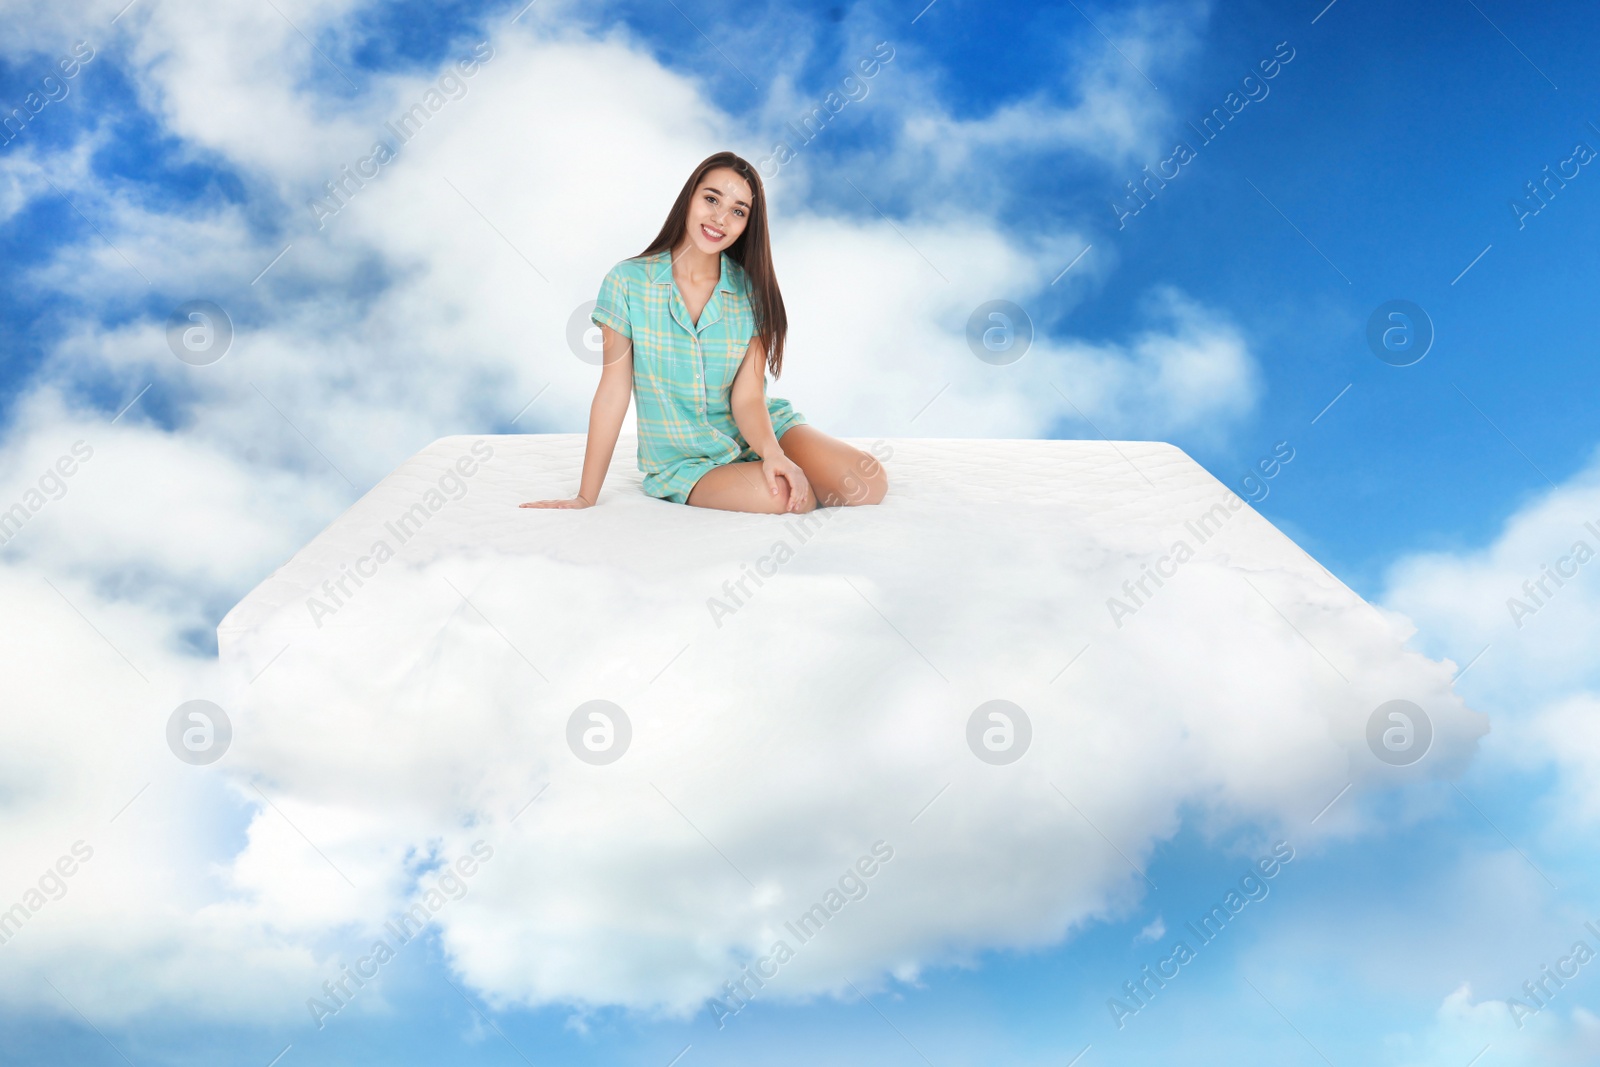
<box><xmin>520</xmin><ymin>151</ymin><xmax>888</xmax><ymax>514</ymax></box>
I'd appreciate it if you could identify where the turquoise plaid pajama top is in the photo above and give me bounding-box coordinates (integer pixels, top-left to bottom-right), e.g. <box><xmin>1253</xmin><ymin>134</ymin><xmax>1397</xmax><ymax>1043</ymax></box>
<box><xmin>590</xmin><ymin>249</ymin><xmax>806</xmax><ymax>504</ymax></box>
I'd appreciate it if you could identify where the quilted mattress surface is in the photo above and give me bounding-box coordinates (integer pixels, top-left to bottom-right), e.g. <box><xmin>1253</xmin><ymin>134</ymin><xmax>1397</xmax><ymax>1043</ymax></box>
<box><xmin>220</xmin><ymin>432</ymin><xmax>1325</xmax><ymax>655</ymax></box>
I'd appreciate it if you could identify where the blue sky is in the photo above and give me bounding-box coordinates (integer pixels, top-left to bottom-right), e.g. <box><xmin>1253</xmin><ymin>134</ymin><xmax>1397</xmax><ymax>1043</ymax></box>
<box><xmin>3</xmin><ymin>0</ymin><xmax>1600</xmax><ymax>1064</ymax></box>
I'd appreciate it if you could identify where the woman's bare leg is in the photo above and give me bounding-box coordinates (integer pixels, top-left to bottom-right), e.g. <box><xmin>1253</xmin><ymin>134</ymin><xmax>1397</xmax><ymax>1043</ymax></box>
<box><xmin>685</xmin><ymin>460</ymin><xmax>815</xmax><ymax>513</ymax></box>
<box><xmin>684</xmin><ymin>426</ymin><xmax>888</xmax><ymax>513</ymax></box>
<box><xmin>775</xmin><ymin>424</ymin><xmax>888</xmax><ymax>507</ymax></box>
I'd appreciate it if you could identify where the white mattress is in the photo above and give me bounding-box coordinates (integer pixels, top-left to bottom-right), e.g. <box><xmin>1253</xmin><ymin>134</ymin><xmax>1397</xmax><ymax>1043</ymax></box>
<box><xmin>219</xmin><ymin>432</ymin><xmax>1325</xmax><ymax>650</ymax></box>
<box><xmin>214</xmin><ymin>434</ymin><xmax>1483</xmax><ymax>1014</ymax></box>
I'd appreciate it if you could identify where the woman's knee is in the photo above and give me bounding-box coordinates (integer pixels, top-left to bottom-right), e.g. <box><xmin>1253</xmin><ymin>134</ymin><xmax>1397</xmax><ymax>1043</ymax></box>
<box><xmin>745</xmin><ymin>470</ymin><xmax>815</xmax><ymax>514</ymax></box>
<box><xmin>829</xmin><ymin>450</ymin><xmax>888</xmax><ymax>506</ymax></box>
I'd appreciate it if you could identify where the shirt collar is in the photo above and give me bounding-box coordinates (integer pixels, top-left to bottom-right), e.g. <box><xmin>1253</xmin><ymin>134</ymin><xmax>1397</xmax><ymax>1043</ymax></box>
<box><xmin>650</xmin><ymin>249</ymin><xmax>738</xmax><ymax>336</ymax></box>
<box><xmin>648</xmin><ymin>249</ymin><xmax>739</xmax><ymax>294</ymax></box>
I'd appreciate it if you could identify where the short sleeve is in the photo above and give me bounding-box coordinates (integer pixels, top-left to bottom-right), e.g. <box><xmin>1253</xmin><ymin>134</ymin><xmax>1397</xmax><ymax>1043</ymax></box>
<box><xmin>591</xmin><ymin>262</ymin><xmax>633</xmax><ymax>340</ymax></box>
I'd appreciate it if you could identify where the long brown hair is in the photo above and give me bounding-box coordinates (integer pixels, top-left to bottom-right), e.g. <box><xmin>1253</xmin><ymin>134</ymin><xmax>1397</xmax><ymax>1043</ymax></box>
<box><xmin>636</xmin><ymin>151</ymin><xmax>789</xmax><ymax>378</ymax></box>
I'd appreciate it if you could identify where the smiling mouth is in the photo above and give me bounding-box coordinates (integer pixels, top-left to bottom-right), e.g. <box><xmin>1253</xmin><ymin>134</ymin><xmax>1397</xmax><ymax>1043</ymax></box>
<box><xmin>700</xmin><ymin>223</ymin><xmax>725</xmax><ymax>242</ymax></box>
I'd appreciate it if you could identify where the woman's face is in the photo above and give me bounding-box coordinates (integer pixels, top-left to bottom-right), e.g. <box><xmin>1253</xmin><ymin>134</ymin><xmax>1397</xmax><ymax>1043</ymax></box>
<box><xmin>683</xmin><ymin>166</ymin><xmax>753</xmax><ymax>255</ymax></box>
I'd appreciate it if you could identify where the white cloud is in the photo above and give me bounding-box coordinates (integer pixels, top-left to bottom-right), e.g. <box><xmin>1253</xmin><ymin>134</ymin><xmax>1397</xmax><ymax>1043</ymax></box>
<box><xmin>199</xmin><ymin>433</ymin><xmax>1483</xmax><ymax>1017</ymax></box>
<box><xmin>1383</xmin><ymin>448</ymin><xmax>1600</xmax><ymax>701</ymax></box>
<box><xmin>1383</xmin><ymin>447</ymin><xmax>1600</xmax><ymax>828</ymax></box>
<box><xmin>1383</xmin><ymin>983</ymin><xmax>1600</xmax><ymax>1067</ymax></box>
<box><xmin>794</xmin><ymin>0</ymin><xmax>1205</xmax><ymax>209</ymax></box>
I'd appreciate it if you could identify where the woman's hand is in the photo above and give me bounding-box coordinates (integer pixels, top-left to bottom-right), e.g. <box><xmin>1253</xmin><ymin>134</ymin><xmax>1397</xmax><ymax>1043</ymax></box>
<box><xmin>762</xmin><ymin>451</ymin><xmax>810</xmax><ymax>512</ymax></box>
<box><xmin>519</xmin><ymin>495</ymin><xmax>593</xmax><ymax>509</ymax></box>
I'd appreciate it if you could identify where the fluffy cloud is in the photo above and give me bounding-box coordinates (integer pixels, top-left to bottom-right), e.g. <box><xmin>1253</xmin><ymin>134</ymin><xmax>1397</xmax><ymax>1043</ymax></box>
<box><xmin>1387</xmin><ymin>983</ymin><xmax>1600</xmax><ymax>1067</ymax></box>
<box><xmin>1383</xmin><ymin>448</ymin><xmax>1600</xmax><ymax>701</ymax></box>
<box><xmin>205</xmin><ymin>433</ymin><xmax>1483</xmax><ymax>1016</ymax></box>
<box><xmin>802</xmin><ymin>0</ymin><xmax>1205</xmax><ymax>203</ymax></box>
<box><xmin>1383</xmin><ymin>447</ymin><xmax>1600</xmax><ymax>829</ymax></box>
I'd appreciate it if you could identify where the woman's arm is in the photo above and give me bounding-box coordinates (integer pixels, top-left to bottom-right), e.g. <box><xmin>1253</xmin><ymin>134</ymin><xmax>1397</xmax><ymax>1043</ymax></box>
<box><xmin>520</xmin><ymin>325</ymin><xmax>633</xmax><ymax>508</ymax></box>
<box><xmin>730</xmin><ymin>336</ymin><xmax>811</xmax><ymax>511</ymax></box>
